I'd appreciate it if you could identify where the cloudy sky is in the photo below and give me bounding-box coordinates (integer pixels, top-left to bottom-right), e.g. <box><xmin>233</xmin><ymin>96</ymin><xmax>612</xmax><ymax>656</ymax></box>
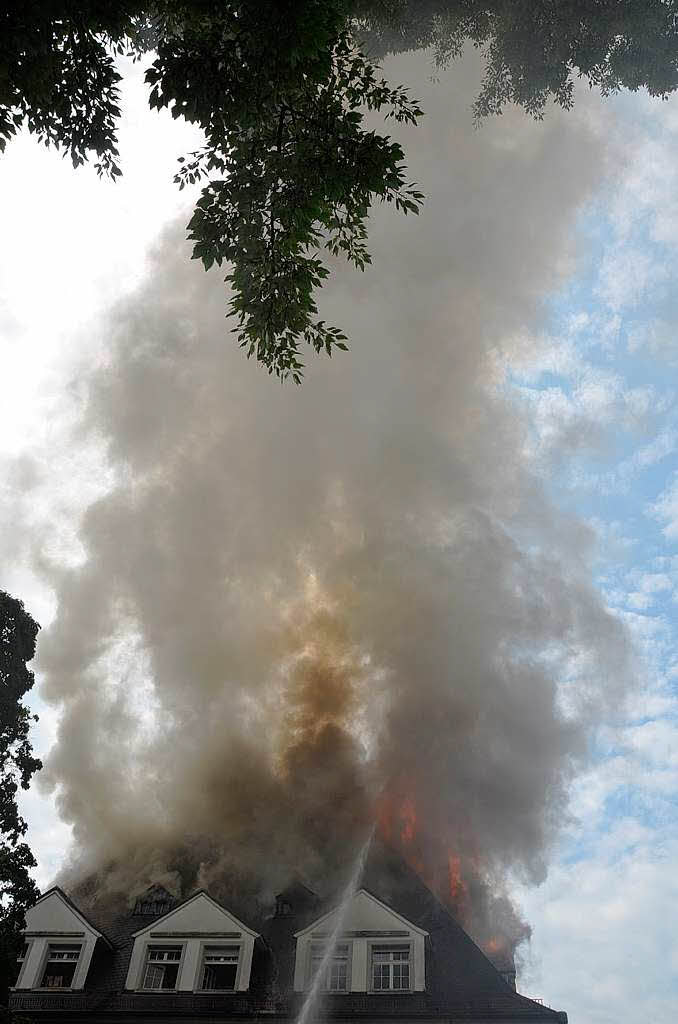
<box><xmin>1</xmin><ymin>49</ymin><xmax>677</xmax><ymax>1024</ymax></box>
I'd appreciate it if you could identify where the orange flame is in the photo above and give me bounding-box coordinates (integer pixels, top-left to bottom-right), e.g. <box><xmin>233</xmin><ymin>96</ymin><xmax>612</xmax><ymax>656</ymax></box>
<box><xmin>376</xmin><ymin>785</ymin><xmax>484</xmax><ymax>937</ymax></box>
<box><xmin>376</xmin><ymin>785</ymin><xmax>518</xmax><ymax>957</ymax></box>
<box><xmin>448</xmin><ymin>854</ymin><xmax>462</xmax><ymax>902</ymax></box>
<box><xmin>400</xmin><ymin>795</ymin><xmax>416</xmax><ymax>844</ymax></box>
<box><xmin>376</xmin><ymin>785</ymin><xmax>418</xmax><ymax>845</ymax></box>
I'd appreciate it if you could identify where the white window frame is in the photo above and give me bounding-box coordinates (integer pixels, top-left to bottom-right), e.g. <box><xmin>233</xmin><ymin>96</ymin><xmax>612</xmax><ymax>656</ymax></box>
<box><xmin>13</xmin><ymin>939</ymin><xmax>33</xmax><ymax>989</ymax></box>
<box><xmin>137</xmin><ymin>942</ymin><xmax>186</xmax><ymax>992</ymax></box>
<box><xmin>368</xmin><ymin>942</ymin><xmax>413</xmax><ymax>993</ymax></box>
<box><xmin>195</xmin><ymin>942</ymin><xmax>242</xmax><ymax>993</ymax></box>
<box><xmin>36</xmin><ymin>942</ymin><xmax>83</xmax><ymax>990</ymax></box>
<box><xmin>306</xmin><ymin>940</ymin><xmax>352</xmax><ymax>993</ymax></box>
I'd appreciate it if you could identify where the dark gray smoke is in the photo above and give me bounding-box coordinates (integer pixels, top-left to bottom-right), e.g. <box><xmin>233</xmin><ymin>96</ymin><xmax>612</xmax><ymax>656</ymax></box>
<box><xmin>34</xmin><ymin>51</ymin><xmax>630</xmax><ymax>956</ymax></box>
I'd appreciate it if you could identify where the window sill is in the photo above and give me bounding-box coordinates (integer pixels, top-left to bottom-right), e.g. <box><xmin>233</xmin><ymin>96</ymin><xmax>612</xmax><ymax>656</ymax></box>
<box><xmin>132</xmin><ymin>990</ymin><xmax>244</xmax><ymax>997</ymax></box>
<box><xmin>193</xmin><ymin>989</ymin><xmax>239</xmax><ymax>994</ymax></box>
<box><xmin>368</xmin><ymin>990</ymin><xmax>415</xmax><ymax>995</ymax></box>
<box><xmin>304</xmin><ymin>991</ymin><xmax>350</xmax><ymax>996</ymax></box>
<box><xmin>301</xmin><ymin>990</ymin><xmax>418</xmax><ymax>996</ymax></box>
<box><xmin>135</xmin><ymin>989</ymin><xmax>181</xmax><ymax>994</ymax></box>
<box><xmin>31</xmin><ymin>988</ymin><xmax>78</xmax><ymax>993</ymax></box>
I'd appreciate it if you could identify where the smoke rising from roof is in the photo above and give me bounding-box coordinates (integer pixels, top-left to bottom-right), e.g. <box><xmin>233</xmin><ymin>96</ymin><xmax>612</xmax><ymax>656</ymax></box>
<box><xmin>34</xmin><ymin>51</ymin><xmax>630</xmax><ymax>955</ymax></box>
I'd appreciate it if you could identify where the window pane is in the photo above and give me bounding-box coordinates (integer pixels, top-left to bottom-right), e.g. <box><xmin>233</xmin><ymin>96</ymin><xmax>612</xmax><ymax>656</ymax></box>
<box><xmin>162</xmin><ymin>965</ymin><xmax>179</xmax><ymax>990</ymax></box>
<box><xmin>143</xmin><ymin>964</ymin><xmax>165</xmax><ymax>990</ymax></box>
<box><xmin>41</xmin><ymin>961</ymin><xmax>78</xmax><ymax>988</ymax></box>
<box><xmin>393</xmin><ymin>963</ymin><xmax>410</xmax><ymax>989</ymax></box>
<box><xmin>48</xmin><ymin>944</ymin><xmax>81</xmax><ymax>961</ymax></box>
<box><xmin>204</xmin><ymin>945</ymin><xmax>239</xmax><ymax>963</ymax></box>
<box><xmin>202</xmin><ymin>962</ymin><xmax>238</xmax><ymax>990</ymax></box>
<box><xmin>373</xmin><ymin>964</ymin><xmax>390</xmax><ymax>990</ymax></box>
<box><xmin>201</xmin><ymin>946</ymin><xmax>239</xmax><ymax>990</ymax></box>
<box><xmin>143</xmin><ymin>948</ymin><xmax>181</xmax><ymax>990</ymax></box>
<box><xmin>328</xmin><ymin>961</ymin><xmax>347</xmax><ymax>991</ymax></box>
<box><xmin>309</xmin><ymin>942</ymin><xmax>350</xmax><ymax>991</ymax></box>
<box><xmin>14</xmin><ymin>944</ymin><xmax>29</xmax><ymax>985</ymax></box>
<box><xmin>41</xmin><ymin>945</ymin><xmax>81</xmax><ymax>987</ymax></box>
<box><xmin>143</xmin><ymin>964</ymin><xmax>179</xmax><ymax>990</ymax></box>
<box><xmin>148</xmin><ymin>947</ymin><xmax>182</xmax><ymax>962</ymax></box>
<box><xmin>371</xmin><ymin>947</ymin><xmax>410</xmax><ymax>991</ymax></box>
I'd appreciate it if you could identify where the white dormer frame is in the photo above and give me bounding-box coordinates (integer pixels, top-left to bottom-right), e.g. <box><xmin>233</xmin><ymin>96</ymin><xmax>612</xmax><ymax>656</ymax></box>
<box><xmin>293</xmin><ymin>889</ymin><xmax>428</xmax><ymax>993</ymax></box>
<box><xmin>125</xmin><ymin>891</ymin><xmax>259</xmax><ymax>993</ymax></box>
<box><xmin>15</xmin><ymin>888</ymin><xmax>111</xmax><ymax>991</ymax></box>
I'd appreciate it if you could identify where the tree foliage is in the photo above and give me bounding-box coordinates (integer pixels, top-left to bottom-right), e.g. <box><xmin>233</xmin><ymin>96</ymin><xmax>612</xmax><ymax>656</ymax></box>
<box><xmin>3</xmin><ymin>2</ymin><xmax>678</xmax><ymax>378</ymax></box>
<box><xmin>153</xmin><ymin>2</ymin><xmax>424</xmax><ymax>380</ymax></box>
<box><xmin>356</xmin><ymin>1</ymin><xmax>678</xmax><ymax>120</ymax></box>
<box><xmin>0</xmin><ymin>592</ymin><xmax>41</xmax><ymax>1010</ymax></box>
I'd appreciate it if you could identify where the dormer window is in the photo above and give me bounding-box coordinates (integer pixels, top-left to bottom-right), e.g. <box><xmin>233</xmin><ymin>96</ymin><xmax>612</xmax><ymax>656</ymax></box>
<box><xmin>200</xmin><ymin>946</ymin><xmax>240</xmax><ymax>991</ymax></box>
<box><xmin>142</xmin><ymin>947</ymin><xmax>182</xmax><ymax>990</ymax></box>
<box><xmin>294</xmin><ymin>890</ymin><xmax>427</xmax><ymax>995</ymax></box>
<box><xmin>14</xmin><ymin>888</ymin><xmax>110</xmax><ymax>992</ymax></box>
<box><xmin>133</xmin><ymin>884</ymin><xmax>175</xmax><ymax>917</ymax></box>
<box><xmin>40</xmin><ymin>944</ymin><xmax>82</xmax><ymax>989</ymax></box>
<box><xmin>125</xmin><ymin>891</ymin><xmax>259</xmax><ymax>993</ymax></box>
<box><xmin>136</xmin><ymin>898</ymin><xmax>171</xmax><ymax>916</ymax></box>
<box><xmin>309</xmin><ymin>942</ymin><xmax>351</xmax><ymax>992</ymax></box>
<box><xmin>275</xmin><ymin>897</ymin><xmax>293</xmax><ymax>917</ymax></box>
<box><xmin>371</xmin><ymin>945</ymin><xmax>411</xmax><ymax>991</ymax></box>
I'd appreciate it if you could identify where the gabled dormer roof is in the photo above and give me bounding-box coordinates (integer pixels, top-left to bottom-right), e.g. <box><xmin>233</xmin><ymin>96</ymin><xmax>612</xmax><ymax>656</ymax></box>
<box><xmin>24</xmin><ymin>887</ymin><xmax>113</xmax><ymax>948</ymax></box>
<box><xmin>294</xmin><ymin>887</ymin><xmax>428</xmax><ymax>938</ymax></box>
<box><xmin>131</xmin><ymin>889</ymin><xmax>260</xmax><ymax>939</ymax></box>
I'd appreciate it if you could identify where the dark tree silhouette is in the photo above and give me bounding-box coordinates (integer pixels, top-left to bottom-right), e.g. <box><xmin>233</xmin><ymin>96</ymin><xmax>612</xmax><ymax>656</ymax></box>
<box><xmin>0</xmin><ymin>591</ymin><xmax>41</xmax><ymax>1012</ymax></box>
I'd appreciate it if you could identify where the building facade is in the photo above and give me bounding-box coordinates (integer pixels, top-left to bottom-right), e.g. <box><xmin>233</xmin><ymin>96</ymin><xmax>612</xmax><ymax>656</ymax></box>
<box><xmin>10</xmin><ymin>878</ymin><xmax>567</xmax><ymax>1023</ymax></box>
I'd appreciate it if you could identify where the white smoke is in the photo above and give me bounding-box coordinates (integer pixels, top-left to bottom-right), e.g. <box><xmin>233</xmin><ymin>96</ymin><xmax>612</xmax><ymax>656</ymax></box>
<box><xmin>23</xmin><ymin>50</ymin><xmax>631</xmax><ymax>954</ymax></box>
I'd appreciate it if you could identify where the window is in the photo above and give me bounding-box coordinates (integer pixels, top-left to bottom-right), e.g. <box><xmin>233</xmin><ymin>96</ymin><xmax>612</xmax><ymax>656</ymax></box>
<box><xmin>200</xmin><ymin>946</ymin><xmax>240</xmax><ymax>991</ymax></box>
<box><xmin>309</xmin><ymin>942</ymin><xmax>350</xmax><ymax>992</ymax></box>
<box><xmin>142</xmin><ymin>946</ymin><xmax>182</xmax><ymax>990</ymax></box>
<box><xmin>275</xmin><ymin>897</ymin><xmax>292</xmax><ymax>917</ymax></box>
<box><xmin>14</xmin><ymin>942</ymin><xmax>29</xmax><ymax>985</ymax></box>
<box><xmin>371</xmin><ymin>946</ymin><xmax>410</xmax><ymax>991</ymax></box>
<box><xmin>135</xmin><ymin>898</ymin><xmax>171</xmax><ymax>916</ymax></box>
<box><xmin>40</xmin><ymin>944</ymin><xmax>81</xmax><ymax>988</ymax></box>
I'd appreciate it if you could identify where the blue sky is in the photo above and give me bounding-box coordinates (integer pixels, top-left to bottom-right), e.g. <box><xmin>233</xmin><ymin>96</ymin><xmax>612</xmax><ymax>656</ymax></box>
<box><xmin>1</xmin><ymin>56</ymin><xmax>677</xmax><ymax>1024</ymax></box>
<box><xmin>505</xmin><ymin>92</ymin><xmax>678</xmax><ymax>1020</ymax></box>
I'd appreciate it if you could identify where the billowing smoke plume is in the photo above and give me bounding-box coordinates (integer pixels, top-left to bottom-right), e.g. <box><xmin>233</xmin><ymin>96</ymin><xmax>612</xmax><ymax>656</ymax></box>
<box><xmin>35</xmin><ymin>51</ymin><xmax>629</xmax><ymax>957</ymax></box>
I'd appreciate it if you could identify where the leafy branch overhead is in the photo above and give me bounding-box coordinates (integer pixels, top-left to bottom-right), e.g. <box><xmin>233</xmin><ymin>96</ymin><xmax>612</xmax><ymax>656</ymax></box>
<box><xmin>154</xmin><ymin>21</ymin><xmax>424</xmax><ymax>382</ymax></box>
<box><xmin>3</xmin><ymin>3</ymin><xmax>678</xmax><ymax>379</ymax></box>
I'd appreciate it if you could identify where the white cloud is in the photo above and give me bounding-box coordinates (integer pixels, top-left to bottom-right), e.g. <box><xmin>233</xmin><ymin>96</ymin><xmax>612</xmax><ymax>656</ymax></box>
<box><xmin>628</xmin><ymin>318</ymin><xmax>678</xmax><ymax>365</ymax></box>
<box><xmin>516</xmin><ymin>705</ymin><xmax>678</xmax><ymax>1023</ymax></box>
<box><xmin>596</xmin><ymin>243</ymin><xmax>665</xmax><ymax>313</ymax></box>
<box><xmin>517</xmin><ymin>836</ymin><xmax>678</xmax><ymax>1024</ymax></box>
<box><xmin>650</xmin><ymin>473</ymin><xmax>678</xmax><ymax>541</ymax></box>
<box><xmin>625</xmin><ymin>571</ymin><xmax>674</xmax><ymax>610</ymax></box>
